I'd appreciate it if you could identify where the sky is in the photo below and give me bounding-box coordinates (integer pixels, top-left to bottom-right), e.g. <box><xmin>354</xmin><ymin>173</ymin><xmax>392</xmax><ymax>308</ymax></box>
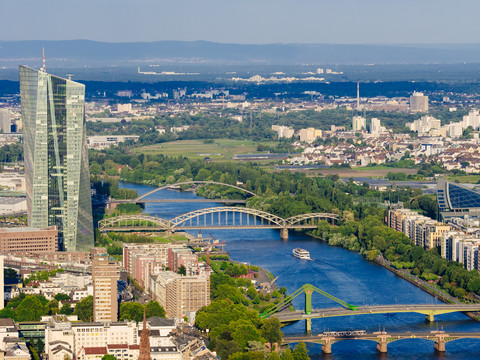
<box><xmin>1</xmin><ymin>0</ymin><xmax>480</xmax><ymax>44</ymax></box>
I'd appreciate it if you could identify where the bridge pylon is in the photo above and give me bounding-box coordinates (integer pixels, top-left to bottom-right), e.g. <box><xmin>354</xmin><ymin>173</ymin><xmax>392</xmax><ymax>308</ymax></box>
<box><xmin>280</xmin><ymin>228</ymin><xmax>288</xmax><ymax>241</ymax></box>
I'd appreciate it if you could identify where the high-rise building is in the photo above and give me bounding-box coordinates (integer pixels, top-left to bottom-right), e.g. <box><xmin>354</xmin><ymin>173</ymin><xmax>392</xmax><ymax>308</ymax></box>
<box><xmin>410</xmin><ymin>92</ymin><xmax>429</xmax><ymax>112</ymax></box>
<box><xmin>92</xmin><ymin>256</ymin><xmax>120</xmax><ymax>322</ymax></box>
<box><xmin>0</xmin><ymin>256</ymin><xmax>3</xmax><ymax>310</ymax></box>
<box><xmin>19</xmin><ymin>66</ymin><xmax>93</xmax><ymax>251</ymax></box>
<box><xmin>0</xmin><ymin>109</ymin><xmax>11</xmax><ymax>134</ymax></box>
<box><xmin>352</xmin><ymin>116</ymin><xmax>366</xmax><ymax>132</ymax></box>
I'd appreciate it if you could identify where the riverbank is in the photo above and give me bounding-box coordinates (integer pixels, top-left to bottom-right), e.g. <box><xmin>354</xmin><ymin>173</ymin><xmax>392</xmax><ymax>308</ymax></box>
<box><xmin>306</xmin><ymin>230</ymin><xmax>480</xmax><ymax>311</ymax></box>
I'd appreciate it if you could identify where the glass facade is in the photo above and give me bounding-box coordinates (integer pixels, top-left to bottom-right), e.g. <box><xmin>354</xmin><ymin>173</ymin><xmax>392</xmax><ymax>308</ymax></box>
<box><xmin>19</xmin><ymin>66</ymin><xmax>94</xmax><ymax>251</ymax></box>
<box><xmin>447</xmin><ymin>182</ymin><xmax>480</xmax><ymax>209</ymax></box>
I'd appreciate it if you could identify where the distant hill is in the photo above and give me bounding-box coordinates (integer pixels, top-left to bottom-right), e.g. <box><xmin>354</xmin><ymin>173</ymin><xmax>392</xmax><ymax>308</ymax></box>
<box><xmin>2</xmin><ymin>40</ymin><xmax>480</xmax><ymax>65</ymax></box>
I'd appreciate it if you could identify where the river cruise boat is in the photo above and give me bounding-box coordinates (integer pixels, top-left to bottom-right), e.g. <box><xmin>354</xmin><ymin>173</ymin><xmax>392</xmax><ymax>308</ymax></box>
<box><xmin>292</xmin><ymin>248</ymin><xmax>312</xmax><ymax>260</ymax></box>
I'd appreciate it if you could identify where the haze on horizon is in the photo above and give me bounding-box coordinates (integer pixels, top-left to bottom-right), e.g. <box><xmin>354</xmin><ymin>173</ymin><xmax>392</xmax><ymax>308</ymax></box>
<box><xmin>1</xmin><ymin>0</ymin><xmax>480</xmax><ymax>45</ymax></box>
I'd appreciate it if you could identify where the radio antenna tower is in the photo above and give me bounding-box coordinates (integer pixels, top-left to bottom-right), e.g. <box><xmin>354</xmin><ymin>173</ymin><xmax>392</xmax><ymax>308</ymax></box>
<box><xmin>356</xmin><ymin>82</ymin><xmax>360</xmax><ymax>109</ymax></box>
<box><xmin>41</xmin><ymin>48</ymin><xmax>46</xmax><ymax>72</ymax></box>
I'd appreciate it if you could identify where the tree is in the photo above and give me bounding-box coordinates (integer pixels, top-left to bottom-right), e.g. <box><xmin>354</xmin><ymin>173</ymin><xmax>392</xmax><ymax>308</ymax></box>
<box><xmin>54</xmin><ymin>293</ymin><xmax>70</xmax><ymax>301</ymax></box>
<box><xmin>74</xmin><ymin>296</ymin><xmax>93</xmax><ymax>322</ymax></box>
<box><xmin>292</xmin><ymin>342</ymin><xmax>309</xmax><ymax>360</ymax></box>
<box><xmin>17</xmin><ymin>296</ymin><xmax>47</xmax><ymax>321</ymax></box>
<box><xmin>60</xmin><ymin>303</ymin><xmax>73</xmax><ymax>315</ymax></box>
<box><xmin>101</xmin><ymin>355</ymin><xmax>117</xmax><ymax>360</ymax></box>
<box><xmin>145</xmin><ymin>301</ymin><xmax>166</xmax><ymax>318</ymax></box>
<box><xmin>215</xmin><ymin>340</ymin><xmax>242</xmax><ymax>360</ymax></box>
<box><xmin>177</xmin><ymin>265</ymin><xmax>187</xmax><ymax>276</ymax></box>
<box><xmin>281</xmin><ymin>349</ymin><xmax>294</xmax><ymax>360</ymax></box>
<box><xmin>261</xmin><ymin>318</ymin><xmax>283</xmax><ymax>347</ymax></box>
<box><xmin>231</xmin><ymin>319</ymin><xmax>265</xmax><ymax>349</ymax></box>
<box><xmin>119</xmin><ymin>302</ymin><xmax>144</xmax><ymax>322</ymax></box>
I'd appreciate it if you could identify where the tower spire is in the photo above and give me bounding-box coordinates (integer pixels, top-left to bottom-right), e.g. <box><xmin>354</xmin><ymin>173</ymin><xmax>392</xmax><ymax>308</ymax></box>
<box><xmin>138</xmin><ymin>307</ymin><xmax>151</xmax><ymax>360</ymax></box>
<box><xmin>41</xmin><ymin>48</ymin><xmax>46</xmax><ymax>72</ymax></box>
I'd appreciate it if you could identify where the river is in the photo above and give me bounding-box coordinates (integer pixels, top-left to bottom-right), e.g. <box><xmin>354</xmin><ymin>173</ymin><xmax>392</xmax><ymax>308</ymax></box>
<box><xmin>119</xmin><ymin>181</ymin><xmax>480</xmax><ymax>359</ymax></box>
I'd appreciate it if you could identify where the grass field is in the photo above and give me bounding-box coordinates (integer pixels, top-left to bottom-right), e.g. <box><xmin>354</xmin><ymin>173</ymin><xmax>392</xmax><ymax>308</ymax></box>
<box><xmin>447</xmin><ymin>174</ymin><xmax>480</xmax><ymax>184</ymax></box>
<box><xmin>132</xmin><ymin>139</ymin><xmax>277</xmax><ymax>159</ymax></box>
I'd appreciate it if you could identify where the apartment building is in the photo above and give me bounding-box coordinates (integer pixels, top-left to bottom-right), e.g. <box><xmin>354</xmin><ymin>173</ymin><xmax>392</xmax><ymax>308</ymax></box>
<box><xmin>149</xmin><ymin>272</ymin><xmax>209</xmax><ymax>318</ymax></box>
<box><xmin>92</xmin><ymin>257</ymin><xmax>120</xmax><ymax>322</ymax></box>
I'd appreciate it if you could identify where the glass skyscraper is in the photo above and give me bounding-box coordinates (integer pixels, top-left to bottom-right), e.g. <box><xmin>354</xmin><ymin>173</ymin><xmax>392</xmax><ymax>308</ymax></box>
<box><xmin>19</xmin><ymin>66</ymin><xmax>94</xmax><ymax>251</ymax></box>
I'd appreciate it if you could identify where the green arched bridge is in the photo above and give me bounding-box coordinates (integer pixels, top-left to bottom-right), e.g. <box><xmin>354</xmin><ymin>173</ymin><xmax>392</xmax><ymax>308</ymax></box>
<box><xmin>261</xmin><ymin>284</ymin><xmax>480</xmax><ymax>333</ymax></box>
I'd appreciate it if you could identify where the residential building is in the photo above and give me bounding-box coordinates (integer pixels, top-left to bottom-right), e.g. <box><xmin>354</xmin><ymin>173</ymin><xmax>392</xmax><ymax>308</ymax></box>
<box><xmin>352</xmin><ymin>116</ymin><xmax>366</xmax><ymax>131</ymax></box>
<box><xmin>271</xmin><ymin>125</ymin><xmax>294</xmax><ymax>139</ymax></box>
<box><xmin>45</xmin><ymin>315</ymin><xmax>138</xmax><ymax>359</ymax></box>
<box><xmin>0</xmin><ymin>256</ymin><xmax>4</xmax><ymax>310</ymax></box>
<box><xmin>19</xmin><ymin>66</ymin><xmax>94</xmax><ymax>251</ymax></box>
<box><xmin>298</xmin><ymin>128</ymin><xmax>322</xmax><ymax>142</ymax></box>
<box><xmin>410</xmin><ymin>92</ymin><xmax>429</xmax><ymax>112</ymax></box>
<box><xmin>92</xmin><ymin>257</ymin><xmax>120</xmax><ymax>322</ymax></box>
<box><xmin>123</xmin><ymin>243</ymin><xmax>185</xmax><ymax>285</ymax></box>
<box><xmin>149</xmin><ymin>272</ymin><xmax>210</xmax><ymax>318</ymax></box>
<box><xmin>0</xmin><ymin>226</ymin><xmax>58</xmax><ymax>254</ymax></box>
<box><xmin>0</xmin><ymin>109</ymin><xmax>11</xmax><ymax>133</ymax></box>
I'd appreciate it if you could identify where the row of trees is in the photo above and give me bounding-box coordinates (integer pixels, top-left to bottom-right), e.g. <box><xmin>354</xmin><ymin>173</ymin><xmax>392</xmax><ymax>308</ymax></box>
<box><xmin>196</xmin><ymin>263</ymin><xmax>310</xmax><ymax>360</ymax></box>
<box><xmin>312</xmin><ymin>212</ymin><xmax>480</xmax><ymax>300</ymax></box>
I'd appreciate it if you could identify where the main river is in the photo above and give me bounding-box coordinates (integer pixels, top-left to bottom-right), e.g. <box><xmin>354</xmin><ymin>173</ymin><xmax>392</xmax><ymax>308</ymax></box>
<box><xmin>119</xmin><ymin>181</ymin><xmax>480</xmax><ymax>359</ymax></box>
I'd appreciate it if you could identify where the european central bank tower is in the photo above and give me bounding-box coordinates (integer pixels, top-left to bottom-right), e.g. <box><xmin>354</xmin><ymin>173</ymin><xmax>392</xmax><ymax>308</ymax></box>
<box><xmin>19</xmin><ymin>66</ymin><xmax>94</xmax><ymax>251</ymax></box>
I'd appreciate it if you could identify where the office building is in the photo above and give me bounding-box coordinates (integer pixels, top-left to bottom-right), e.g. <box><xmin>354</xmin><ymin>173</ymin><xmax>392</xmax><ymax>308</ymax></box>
<box><xmin>92</xmin><ymin>257</ymin><xmax>120</xmax><ymax>322</ymax></box>
<box><xmin>352</xmin><ymin>116</ymin><xmax>366</xmax><ymax>131</ymax></box>
<box><xmin>437</xmin><ymin>180</ymin><xmax>480</xmax><ymax>220</ymax></box>
<box><xmin>149</xmin><ymin>271</ymin><xmax>209</xmax><ymax>318</ymax></box>
<box><xmin>410</xmin><ymin>92</ymin><xmax>429</xmax><ymax>112</ymax></box>
<box><xmin>19</xmin><ymin>66</ymin><xmax>94</xmax><ymax>251</ymax></box>
<box><xmin>0</xmin><ymin>109</ymin><xmax>11</xmax><ymax>134</ymax></box>
<box><xmin>0</xmin><ymin>226</ymin><xmax>58</xmax><ymax>254</ymax></box>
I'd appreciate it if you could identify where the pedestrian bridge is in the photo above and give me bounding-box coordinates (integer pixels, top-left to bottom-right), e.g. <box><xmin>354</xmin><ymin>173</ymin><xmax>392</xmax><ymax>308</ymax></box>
<box><xmin>260</xmin><ymin>284</ymin><xmax>480</xmax><ymax>333</ymax></box>
<box><xmin>97</xmin><ymin>207</ymin><xmax>339</xmax><ymax>239</ymax></box>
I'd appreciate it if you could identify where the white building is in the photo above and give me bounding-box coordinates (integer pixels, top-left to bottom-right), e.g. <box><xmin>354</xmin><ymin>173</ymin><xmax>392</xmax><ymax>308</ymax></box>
<box><xmin>352</xmin><ymin>116</ymin><xmax>366</xmax><ymax>131</ymax></box>
<box><xmin>87</xmin><ymin>136</ymin><xmax>140</xmax><ymax>149</ymax></box>
<box><xmin>271</xmin><ymin>125</ymin><xmax>294</xmax><ymax>139</ymax></box>
<box><xmin>0</xmin><ymin>109</ymin><xmax>11</xmax><ymax>133</ymax></box>
<box><xmin>410</xmin><ymin>92</ymin><xmax>429</xmax><ymax>112</ymax></box>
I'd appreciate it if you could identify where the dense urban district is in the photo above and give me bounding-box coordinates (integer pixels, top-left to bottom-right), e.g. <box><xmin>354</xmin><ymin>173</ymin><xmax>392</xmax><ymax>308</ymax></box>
<box><xmin>2</xmin><ymin>67</ymin><xmax>480</xmax><ymax>360</ymax></box>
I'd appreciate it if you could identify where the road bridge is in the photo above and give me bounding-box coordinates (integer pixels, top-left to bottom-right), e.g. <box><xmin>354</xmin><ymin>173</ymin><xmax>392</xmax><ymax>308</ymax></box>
<box><xmin>284</xmin><ymin>331</ymin><xmax>480</xmax><ymax>354</ymax></box>
<box><xmin>97</xmin><ymin>208</ymin><xmax>339</xmax><ymax>240</ymax></box>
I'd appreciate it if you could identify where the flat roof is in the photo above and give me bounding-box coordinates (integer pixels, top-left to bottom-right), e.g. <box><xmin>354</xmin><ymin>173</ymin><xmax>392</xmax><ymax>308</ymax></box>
<box><xmin>0</xmin><ymin>197</ymin><xmax>25</xmax><ymax>205</ymax></box>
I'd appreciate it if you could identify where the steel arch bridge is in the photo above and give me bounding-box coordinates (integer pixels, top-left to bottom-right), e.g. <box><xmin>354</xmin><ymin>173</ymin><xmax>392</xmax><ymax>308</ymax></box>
<box><xmin>134</xmin><ymin>181</ymin><xmax>257</xmax><ymax>201</ymax></box>
<box><xmin>97</xmin><ymin>207</ymin><xmax>338</xmax><ymax>239</ymax></box>
<box><xmin>98</xmin><ymin>215</ymin><xmax>171</xmax><ymax>232</ymax></box>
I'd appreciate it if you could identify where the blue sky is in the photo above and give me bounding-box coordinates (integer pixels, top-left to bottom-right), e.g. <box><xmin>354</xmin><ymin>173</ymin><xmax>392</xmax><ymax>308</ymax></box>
<box><xmin>1</xmin><ymin>0</ymin><xmax>478</xmax><ymax>44</ymax></box>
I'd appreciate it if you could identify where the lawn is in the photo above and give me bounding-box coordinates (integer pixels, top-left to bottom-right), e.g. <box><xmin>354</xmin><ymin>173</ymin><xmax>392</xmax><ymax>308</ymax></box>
<box><xmin>131</xmin><ymin>139</ymin><xmax>277</xmax><ymax>159</ymax></box>
<box><xmin>447</xmin><ymin>174</ymin><xmax>480</xmax><ymax>184</ymax></box>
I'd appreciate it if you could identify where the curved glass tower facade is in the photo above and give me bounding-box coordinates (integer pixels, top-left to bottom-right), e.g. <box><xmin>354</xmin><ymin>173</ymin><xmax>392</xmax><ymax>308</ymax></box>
<box><xmin>437</xmin><ymin>179</ymin><xmax>480</xmax><ymax>220</ymax></box>
<box><xmin>19</xmin><ymin>66</ymin><xmax>94</xmax><ymax>251</ymax></box>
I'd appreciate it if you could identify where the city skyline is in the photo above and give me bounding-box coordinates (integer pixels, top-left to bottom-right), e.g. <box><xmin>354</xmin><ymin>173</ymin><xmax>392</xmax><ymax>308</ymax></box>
<box><xmin>2</xmin><ymin>0</ymin><xmax>480</xmax><ymax>44</ymax></box>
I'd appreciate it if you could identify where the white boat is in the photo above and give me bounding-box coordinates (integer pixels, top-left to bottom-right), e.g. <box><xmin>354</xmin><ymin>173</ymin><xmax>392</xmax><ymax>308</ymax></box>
<box><xmin>292</xmin><ymin>248</ymin><xmax>312</xmax><ymax>260</ymax></box>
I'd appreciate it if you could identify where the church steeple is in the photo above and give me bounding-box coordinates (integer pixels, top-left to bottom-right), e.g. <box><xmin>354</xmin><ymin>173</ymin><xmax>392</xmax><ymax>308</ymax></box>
<box><xmin>138</xmin><ymin>308</ymin><xmax>151</xmax><ymax>360</ymax></box>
